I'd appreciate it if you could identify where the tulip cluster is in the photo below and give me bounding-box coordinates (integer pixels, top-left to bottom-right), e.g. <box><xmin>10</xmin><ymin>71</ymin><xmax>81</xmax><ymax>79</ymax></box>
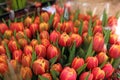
<box><xmin>0</xmin><ymin>4</ymin><xmax>120</xmax><ymax>80</ymax></box>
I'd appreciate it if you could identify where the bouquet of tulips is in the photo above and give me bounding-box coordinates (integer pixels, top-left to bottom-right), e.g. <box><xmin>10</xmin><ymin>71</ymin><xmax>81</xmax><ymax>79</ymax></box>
<box><xmin>0</xmin><ymin>3</ymin><xmax>120</xmax><ymax>80</ymax></box>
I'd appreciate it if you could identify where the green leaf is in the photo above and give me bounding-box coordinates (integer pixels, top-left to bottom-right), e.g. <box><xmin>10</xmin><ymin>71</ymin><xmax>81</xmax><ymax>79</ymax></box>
<box><xmin>73</xmin><ymin>10</ymin><xmax>80</xmax><ymax>22</ymax></box>
<box><xmin>47</xmin><ymin>2</ymin><xmax>51</xmax><ymax>6</ymax></box>
<box><xmin>37</xmin><ymin>31</ymin><xmax>41</xmax><ymax>44</ymax></box>
<box><xmin>100</xmin><ymin>60</ymin><xmax>107</xmax><ymax>68</ymax></box>
<box><xmin>50</xmin><ymin>70</ymin><xmax>59</xmax><ymax>80</ymax></box>
<box><xmin>4</xmin><ymin>42</ymin><xmax>11</xmax><ymax>60</ymax></box>
<box><xmin>50</xmin><ymin>55</ymin><xmax>58</xmax><ymax>67</ymax></box>
<box><xmin>85</xmin><ymin>71</ymin><xmax>91</xmax><ymax>80</ymax></box>
<box><xmin>117</xmin><ymin>73</ymin><xmax>120</xmax><ymax>79</ymax></box>
<box><xmin>88</xmin><ymin>18</ymin><xmax>92</xmax><ymax>36</ymax></box>
<box><xmin>2</xmin><ymin>18</ymin><xmax>7</xmax><ymax>25</ymax></box>
<box><xmin>32</xmin><ymin>13</ymin><xmax>35</xmax><ymax>22</ymax></box>
<box><xmin>104</xmin><ymin>29</ymin><xmax>110</xmax><ymax>45</ymax></box>
<box><xmin>40</xmin><ymin>15</ymin><xmax>43</xmax><ymax>22</ymax></box>
<box><xmin>68</xmin><ymin>42</ymin><xmax>76</xmax><ymax>63</ymax></box>
<box><xmin>32</xmin><ymin>50</ymin><xmax>37</xmax><ymax>64</ymax></box>
<box><xmin>76</xmin><ymin>63</ymin><xmax>87</xmax><ymax>75</ymax></box>
<box><xmin>115</xmin><ymin>11</ymin><xmax>120</xmax><ymax>19</ymax></box>
<box><xmin>61</xmin><ymin>47</ymin><xmax>65</xmax><ymax>56</ymax></box>
<box><xmin>77</xmin><ymin>48</ymin><xmax>85</xmax><ymax>58</ymax></box>
<box><xmin>60</xmin><ymin>15</ymin><xmax>64</xmax><ymax>23</ymax></box>
<box><xmin>49</xmin><ymin>13</ymin><xmax>55</xmax><ymax>26</ymax></box>
<box><xmin>38</xmin><ymin>75</ymin><xmax>49</xmax><ymax>80</ymax></box>
<box><xmin>8</xmin><ymin>19</ymin><xmax>11</xmax><ymax>27</ymax></box>
<box><xmin>14</xmin><ymin>18</ymin><xmax>17</xmax><ymax>22</ymax></box>
<box><xmin>78</xmin><ymin>20</ymin><xmax>83</xmax><ymax>35</ymax></box>
<box><xmin>102</xmin><ymin>9</ymin><xmax>108</xmax><ymax>27</ymax></box>
<box><xmin>85</xmin><ymin>40</ymin><xmax>93</xmax><ymax>59</ymax></box>
<box><xmin>112</xmin><ymin>58</ymin><xmax>120</xmax><ymax>69</ymax></box>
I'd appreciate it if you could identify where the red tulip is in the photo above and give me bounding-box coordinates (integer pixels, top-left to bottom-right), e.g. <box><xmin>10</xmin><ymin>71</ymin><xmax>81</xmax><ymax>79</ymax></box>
<box><xmin>35</xmin><ymin>44</ymin><xmax>46</xmax><ymax>58</ymax></box>
<box><xmin>109</xmin><ymin>44</ymin><xmax>120</xmax><ymax>58</ymax></box>
<box><xmin>47</xmin><ymin>44</ymin><xmax>60</xmax><ymax>60</ymax></box>
<box><xmin>108</xmin><ymin>16</ymin><xmax>117</xmax><ymax>27</ymax></box>
<box><xmin>50</xmin><ymin>63</ymin><xmax>62</xmax><ymax>73</ymax></box>
<box><xmin>82</xmin><ymin>20</ymin><xmax>88</xmax><ymax>34</ymax></box>
<box><xmin>20</xmin><ymin>66</ymin><xmax>32</xmax><ymax>80</ymax></box>
<box><xmin>50</xmin><ymin>30</ymin><xmax>60</xmax><ymax>43</ymax></box>
<box><xmin>8</xmin><ymin>40</ymin><xmax>18</xmax><ymax>52</ymax></box>
<box><xmin>10</xmin><ymin>59</ymin><xmax>19</xmax><ymax>72</ymax></box>
<box><xmin>55</xmin><ymin>5</ymin><xmax>64</xmax><ymax>15</ymax></box>
<box><xmin>71</xmin><ymin>57</ymin><xmax>84</xmax><ymax>70</ymax></box>
<box><xmin>12</xmin><ymin>49</ymin><xmax>22</xmax><ymax>62</ymax></box>
<box><xmin>0</xmin><ymin>23</ymin><xmax>8</xmax><ymax>34</ymax></box>
<box><xmin>24</xmin><ymin>16</ymin><xmax>32</xmax><ymax>27</ymax></box>
<box><xmin>85</xmin><ymin>56</ymin><xmax>98</xmax><ymax>70</ymax></box>
<box><xmin>22</xmin><ymin>54</ymin><xmax>32</xmax><ymax>67</ymax></box>
<box><xmin>53</xmin><ymin>13</ymin><xmax>60</xmax><ymax>29</ymax></box>
<box><xmin>59</xmin><ymin>32</ymin><xmax>71</xmax><ymax>47</ymax></box>
<box><xmin>10</xmin><ymin>22</ymin><xmax>24</xmax><ymax>32</ymax></box>
<box><xmin>0</xmin><ymin>45</ymin><xmax>6</xmax><ymax>55</ymax></box>
<box><xmin>23</xmin><ymin>45</ymin><xmax>33</xmax><ymax>55</ymax></box>
<box><xmin>4</xmin><ymin>29</ymin><xmax>13</xmax><ymax>39</ymax></box>
<box><xmin>0</xmin><ymin>62</ymin><xmax>8</xmax><ymax>75</ymax></box>
<box><xmin>96</xmin><ymin>52</ymin><xmax>108</xmax><ymax>65</ymax></box>
<box><xmin>41</xmin><ymin>12</ymin><xmax>50</xmax><ymax>22</ymax></box>
<box><xmin>30</xmin><ymin>39</ymin><xmax>38</xmax><ymax>48</ymax></box>
<box><xmin>32</xmin><ymin>57</ymin><xmax>49</xmax><ymax>75</ymax></box>
<box><xmin>73</xmin><ymin>27</ymin><xmax>79</xmax><ymax>33</ymax></box>
<box><xmin>94</xmin><ymin>19</ymin><xmax>102</xmax><ymax>26</ymax></box>
<box><xmin>18</xmin><ymin>38</ymin><xmax>28</xmax><ymax>49</ymax></box>
<box><xmin>16</xmin><ymin>31</ymin><xmax>25</xmax><ymax>40</ymax></box>
<box><xmin>41</xmin><ymin>39</ymin><xmax>50</xmax><ymax>48</ymax></box>
<box><xmin>109</xmin><ymin>33</ymin><xmax>118</xmax><ymax>44</ymax></box>
<box><xmin>79</xmin><ymin>72</ymin><xmax>93</xmax><ymax>80</ymax></box>
<box><xmin>1</xmin><ymin>39</ymin><xmax>9</xmax><ymax>46</ymax></box>
<box><xmin>24</xmin><ymin>28</ymin><xmax>32</xmax><ymax>39</ymax></box>
<box><xmin>60</xmin><ymin>67</ymin><xmax>77</xmax><ymax>80</ymax></box>
<box><xmin>93</xmin><ymin>32</ymin><xmax>104</xmax><ymax>52</ymax></box>
<box><xmin>0</xmin><ymin>54</ymin><xmax>7</xmax><ymax>63</ymax></box>
<box><xmin>70</xmin><ymin>33</ymin><xmax>82</xmax><ymax>47</ymax></box>
<box><xmin>39</xmin><ymin>22</ymin><xmax>49</xmax><ymax>32</ymax></box>
<box><xmin>40</xmin><ymin>31</ymin><xmax>49</xmax><ymax>40</ymax></box>
<box><xmin>34</xmin><ymin>16</ymin><xmax>40</xmax><ymax>24</ymax></box>
<box><xmin>38</xmin><ymin>73</ymin><xmax>52</xmax><ymax>80</ymax></box>
<box><xmin>29</xmin><ymin>23</ymin><xmax>39</xmax><ymax>35</ymax></box>
<box><xmin>102</xmin><ymin>63</ymin><xmax>114</xmax><ymax>78</ymax></box>
<box><xmin>92</xmin><ymin>67</ymin><xmax>105</xmax><ymax>80</ymax></box>
<box><xmin>93</xmin><ymin>25</ymin><xmax>103</xmax><ymax>35</ymax></box>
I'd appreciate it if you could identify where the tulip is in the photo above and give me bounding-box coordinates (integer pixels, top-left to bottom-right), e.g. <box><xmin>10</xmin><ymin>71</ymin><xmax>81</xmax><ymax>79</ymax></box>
<box><xmin>29</xmin><ymin>23</ymin><xmax>39</xmax><ymax>35</ymax></box>
<box><xmin>10</xmin><ymin>59</ymin><xmax>20</xmax><ymax>72</ymax></box>
<box><xmin>74</xmin><ymin>20</ymin><xmax>80</xmax><ymax>28</ymax></box>
<box><xmin>38</xmin><ymin>73</ymin><xmax>52</xmax><ymax>80</ymax></box>
<box><xmin>0</xmin><ymin>62</ymin><xmax>8</xmax><ymax>75</ymax></box>
<box><xmin>32</xmin><ymin>57</ymin><xmax>49</xmax><ymax>75</ymax></box>
<box><xmin>79</xmin><ymin>72</ymin><xmax>93</xmax><ymax>80</ymax></box>
<box><xmin>35</xmin><ymin>44</ymin><xmax>46</xmax><ymax>58</ymax></box>
<box><xmin>53</xmin><ymin>13</ymin><xmax>60</xmax><ymax>29</ymax></box>
<box><xmin>24</xmin><ymin>16</ymin><xmax>32</xmax><ymax>27</ymax></box>
<box><xmin>94</xmin><ymin>19</ymin><xmax>102</xmax><ymax>26</ymax></box>
<box><xmin>59</xmin><ymin>32</ymin><xmax>71</xmax><ymax>47</ymax></box>
<box><xmin>93</xmin><ymin>32</ymin><xmax>104</xmax><ymax>52</ymax></box>
<box><xmin>85</xmin><ymin>56</ymin><xmax>98</xmax><ymax>70</ymax></box>
<box><xmin>10</xmin><ymin>22</ymin><xmax>24</xmax><ymax>32</ymax></box>
<box><xmin>71</xmin><ymin>57</ymin><xmax>84</xmax><ymax>70</ymax></box>
<box><xmin>8</xmin><ymin>40</ymin><xmax>18</xmax><ymax>52</ymax></box>
<box><xmin>0</xmin><ymin>54</ymin><xmax>7</xmax><ymax>63</ymax></box>
<box><xmin>109</xmin><ymin>33</ymin><xmax>118</xmax><ymax>44</ymax></box>
<box><xmin>60</xmin><ymin>67</ymin><xmax>77</xmax><ymax>80</ymax></box>
<box><xmin>16</xmin><ymin>31</ymin><xmax>25</xmax><ymax>40</ymax></box>
<box><xmin>18</xmin><ymin>38</ymin><xmax>28</xmax><ymax>49</ymax></box>
<box><xmin>70</xmin><ymin>33</ymin><xmax>82</xmax><ymax>47</ymax></box>
<box><xmin>96</xmin><ymin>52</ymin><xmax>108</xmax><ymax>65</ymax></box>
<box><xmin>82</xmin><ymin>20</ymin><xmax>88</xmax><ymax>34</ymax></box>
<box><xmin>0</xmin><ymin>45</ymin><xmax>6</xmax><ymax>55</ymax></box>
<box><xmin>4</xmin><ymin>29</ymin><xmax>13</xmax><ymax>39</ymax></box>
<box><xmin>30</xmin><ymin>39</ymin><xmax>38</xmax><ymax>48</ymax></box>
<box><xmin>50</xmin><ymin>63</ymin><xmax>62</xmax><ymax>73</ymax></box>
<box><xmin>55</xmin><ymin>5</ymin><xmax>64</xmax><ymax>15</ymax></box>
<box><xmin>12</xmin><ymin>49</ymin><xmax>22</xmax><ymax>63</ymax></box>
<box><xmin>41</xmin><ymin>39</ymin><xmax>50</xmax><ymax>48</ymax></box>
<box><xmin>20</xmin><ymin>66</ymin><xmax>32</xmax><ymax>80</ymax></box>
<box><xmin>39</xmin><ymin>22</ymin><xmax>49</xmax><ymax>32</ymax></box>
<box><xmin>1</xmin><ymin>39</ymin><xmax>9</xmax><ymax>46</ymax></box>
<box><xmin>102</xmin><ymin>63</ymin><xmax>114</xmax><ymax>78</ymax></box>
<box><xmin>93</xmin><ymin>25</ymin><xmax>103</xmax><ymax>35</ymax></box>
<box><xmin>73</xmin><ymin>27</ymin><xmax>78</xmax><ymax>33</ymax></box>
<box><xmin>108</xmin><ymin>16</ymin><xmax>117</xmax><ymax>27</ymax></box>
<box><xmin>47</xmin><ymin>44</ymin><xmax>60</xmax><ymax>60</ymax></box>
<box><xmin>92</xmin><ymin>67</ymin><xmax>105</xmax><ymax>80</ymax></box>
<box><xmin>50</xmin><ymin>30</ymin><xmax>60</xmax><ymax>43</ymax></box>
<box><xmin>109</xmin><ymin>44</ymin><xmax>120</xmax><ymax>58</ymax></box>
<box><xmin>22</xmin><ymin>54</ymin><xmax>32</xmax><ymax>67</ymax></box>
<box><xmin>34</xmin><ymin>16</ymin><xmax>40</xmax><ymax>24</ymax></box>
<box><xmin>40</xmin><ymin>31</ymin><xmax>49</xmax><ymax>40</ymax></box>
<box><xmin>0</xmin><ymin>23</ymin><xmax>8</xmax><ymax>34</ymax></box>
<box><xmin>23</xmin><ymin>45</ymin><xmax>33</xmax><ymax>55</ymax></box>
<box><xmin>41</xmin><ymin>12</ymin><xmax>49</xmax><ymax>22</ymax></box>
<box><xmin>24</xmin><ymin>28</ymin><xmax>32</xmax><ymax>39</ymax></box>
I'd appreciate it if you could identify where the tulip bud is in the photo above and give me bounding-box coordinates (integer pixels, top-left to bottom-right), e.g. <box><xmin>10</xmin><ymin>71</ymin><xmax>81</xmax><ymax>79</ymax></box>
<box><xmin>29</xmin><ymin>23</ymin><xmax>39</xmax><ymax>35</ymax></box>
<box><xmin>85</xmin><ymin>56</ymin><xmax>98</xmax><ymax>70</ymax></box>
<box><xmin>94</xmin><ymin>19</ymin><xmax>102</xmax><ymax>26</ymax></box>
<box><xmin>0</xmin><ymin>45</ymin><xmax>6</xmax><ymax>55</ymax></box>
<box><xmin>82</xmin><ymin>21</ymin><xmax>88</xmax><ymax>34</ymax></box>
<box><xmin>4</xmin><ymin>30</ymin><xmax>13</xmax><ymax>39</ymax></box>
<box><xmin>10</xmin><ymin>22</ymin><xmax>24</xmax><ymax>32</ymax></box>
<box><xmin>102</xmin><ymin>63</ymin><xmax>114</xmax><ymax>78</ymax></box>
<box><xmin>18</xmin><ymin>38</ymin><xmax>28</xmax><ymax>48</ymax></box>
<box><xmin>41</xmin><ymin>12</ymin><xmax>49</xmax><ymax>22</ymax></box>
<box><xmin>73</xmin><ymin>27</ymin><xmax>78</xmax><ymax>33</ymax></box>
<box><xmin>1</xmin><ymin>39</ymin><xmax>9</xmax><ymax>46</ymax></box>
<box><xmin>10</xmin><ymin>59</ymin><xmax>20</xmax><ymax>72</ymax></box>
<box><xmin>109</xmin><ymin>44</ymin><xmax>120</xmax><ymax>58</ymax></box>
<box><xmin>8</xmin><ymin>40</ymin><xmax>18</xmax><ymax>52</ymax></box>
<box><xmin>40</xmin><ymin>31</ymin><xmax>49</xmax><ymax>40</ymax></box>
<box><xmin>24</xmin><ymin>28</ymin><xmax>32</xmax><ymax>39</ymax></box>
<box><xmin>53</xmin><ymin>13</ymin><xmax>60</xmax><ymax>29</ymax></box>
<box><xmin>41</xmin><ymin>39</ymin><xmax>50</xmax><ymax>48</ymax></box>
<box><xmin>30</xmin><ymin>39</ymin><xmax>38</xmax><ymax>48</ymax></box>
<box><xmin>0</xmin><ymin>54</ymin><xmax>7</xmax><ymax>63</ymax></box>
<box><xmin>22</xmin><ymin>54</ymin><xmax>32</xmax><ymax>67</ymax></box>
<box><xmin>39</xmin><ymin>22</ymin><xmax>49</xmax><ymax>32</ymax></box>
<box><xmin>47</xmin><ymin>44</ymin><xmax>60</xmax><ymax>60</ymax></box>
<box><xmin>16</xmin><ymin>31</ymin><xmax>25</xmax><ymax>40</ymax></box>
<box><xmin>35</xmin><ymin>44</ymin><xmax>46</xmax><ymax>58</ymax></box>
<box><xmin>50</xmin><ymin>30</ymin><xmax>60</xmax><ymax>43</ymax></box>
<box><xmin>71</xmin><ymin>57</ymin><xmax>84</xmax><ymax>70</ymax></box>
<box><xmin>70</xmin><ymin>33</ymin><xmax>82</xmax><ymax>47</ymax></box>
<box><xmin>109</xmin><ymin>33</ymin><xmax>118</xmax><ymax>44</ymax></box>
<box><xmin>12</xmin><ymin>49</ymin><xmax>22</xmax><ymax>63</ymax></box>
<box><xmin>34</xmin><ymin>16</ymin><xmax>40</xmax><ymax>24</ymax></box>
<box><xmin>23</xmin><ymin>45</ymin><xmax>33</xmax><ymax>55</ymax></box>
<box><xmin>59</xmin><ymin>32</ymin><xmax>71</xmax><ymax>47</ymax></box>
<box><xmin>24</xmin><ymin>16</ymin><xmax>32</xmax><ymax>27</ymax></box>
<box><xmin>93</xmin><ymin>25</ymin><xmax>103</xmax><ymax>35</ymax></box>
<box><xmin>60</xmin><ymin>67</ymin><xmax>77</xmax><ymax>80</ymax></box>
<box><xmin>50</xmin><ymin>63</ymin><xmax>62</xmax><ymax>73</ymax></box>
<box><xmin>0</xmin><ymin>23</ymin><xmax>8</xmax><ymax>34</ymax></box>
<box><xmin>96</xmin><ymin>52</ymin><xmax>108</xmax><ymax>65</ymax></box>
<box><xmin>20</xmin><ymin>66</ymin><xmax>32</xmax><ymax>80</ymax></box>
<box><xmin>0</xmin><ymin>62</ymin><xmax>8</xmax><ymax>75</ymax></box>
<box><xmin>92</xmin><ymin>67</ymin><xmax>105</xmax><ymax>80</ymax></box>
<box><xmin>108</xmin><ymin>16</ymin><xmax>117</xmax><ymax>27</ymax></box>
<box><xmin>38</xmin><ymin>73</ymin><xmax>52</xmax><ymax>80</ymax></box>
<box><xmin>79</xmin><ymin>72</ymin><xmax>93</xmax><ymax>80</ymax></box>
<box><xmin>32</xmin><ymin>57</ymin><xmax>49</xmax><ymax>75</ymax></box>
<box><xmin>93</xmin><ymin>32</ymin><xmax>104</xmax><ymax>52</ymax></box>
